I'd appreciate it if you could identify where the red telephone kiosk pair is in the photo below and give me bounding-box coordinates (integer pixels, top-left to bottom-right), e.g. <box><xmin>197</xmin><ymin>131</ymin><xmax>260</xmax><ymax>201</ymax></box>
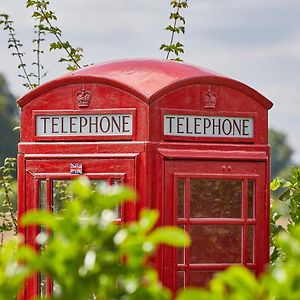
<box><xmin>17</xmin><ymin>59</ymin><xmax>272</xmax><ymax>299</ymax></box>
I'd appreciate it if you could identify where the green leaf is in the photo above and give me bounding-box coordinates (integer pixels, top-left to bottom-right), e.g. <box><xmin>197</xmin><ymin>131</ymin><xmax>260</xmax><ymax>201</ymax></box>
<box><xmin>21</xmin><ymin>210</ymin><xmax>57</xmax><ymax>229</ymax></box>
<box><xmin>148</xmin><ymin>226</ymin><xmax>190</xmax><ymax>247</ymax></box>
<box><xmin>16</xmin><ymin>245</ymin><xmax>38</xmax><ymax>262</ymax></box>
<box><xmin>139</xmin><ymin>209</ymin><xmax>159</xmax><ymax>233</ymax></box>
<box><xmin>69</xmin><ymin>176</ymin><xmax>92</xmax><ymax>199</ymax></box>
<box><xmin>270</xmin><ymin>177</ymin><xmax>282</xmax><ymax>191</ymax></box>
<box><xmin>176</xmin><ymin>288</ymin><xmax>209</xmax><ymax>300</ymax></box>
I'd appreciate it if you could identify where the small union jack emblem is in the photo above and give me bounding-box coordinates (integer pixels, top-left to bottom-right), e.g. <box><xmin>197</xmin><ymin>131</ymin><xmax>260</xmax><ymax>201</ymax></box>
<box><xmin>70</xmin><ymin>163</ymin><xmax>83</xmax><ymax>174</ymax></box>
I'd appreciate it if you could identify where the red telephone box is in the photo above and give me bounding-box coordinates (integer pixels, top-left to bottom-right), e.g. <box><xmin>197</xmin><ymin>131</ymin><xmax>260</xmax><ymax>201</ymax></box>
<box><xmin>18</xmin><ymin>59</ymin><xmax>272</xmax><ymax>298</ymax></box>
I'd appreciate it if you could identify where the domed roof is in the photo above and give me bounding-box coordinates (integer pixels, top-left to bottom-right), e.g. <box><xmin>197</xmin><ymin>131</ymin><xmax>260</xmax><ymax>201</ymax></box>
<box><xmin>18</xmin><ymin>59</ymin><xmax>272</xmax><ymax>109</ymax></box>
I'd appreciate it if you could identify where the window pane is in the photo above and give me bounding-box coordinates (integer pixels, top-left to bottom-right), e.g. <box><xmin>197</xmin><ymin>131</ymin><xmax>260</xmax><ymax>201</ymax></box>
<box><xmin>52</xmin><ymin>179</ymin><xmax>120</xmax><ymax>214</ymax></box>
<box><xmin>177</xmin><ymin>225</ymin><xmax>185</xmax><ymax>264</ymax></box>
<box><xmin>39</xmin><ymin>180</ymin><xmax>46</xmax><ymax>210</ymax></box>
<box><xmin>188</xmin><ymin>270</ymin><xmax>216</xmax><ymax>287</ymax></box>
<box><xmin>190</xmin><ymin>225</ymin><xmax>242</xmax><ymax>263</ymax></box>
<box><xmin>91</xmin><ymin>179</ymin><xmax>107</xmax><ymax>191</ymax></box>
<box><xmin>177</xmin><ymin>179</ymin><xmax>185</xmax><ymax>218</ymax></box>
<box><xmin>248</xmin><ymin>180</ymin><xmax>255</xmax><ymax>218</ymax></box>
<box><xmin>190</xmin><ymin>179</ymin><xmax>242</xmax><ymax>218</ymax></box>
<box><xmin>52</xmin><ymin>180</ymin><xmax>73</xmax><ymax>213</ymax></box>
<box><xmin>247</xmin><ymin>225</ymin><xmax>254</xmax><ymax>263</ymax></box>
<box><xmin>177</xmin><ymin>271</ymin><xmax>185</xmax><ymax>289</ymax></box>
<box><xmin>112</xmin><ymin>179</ymin><xmax>121</xmax><ymax>218</ymax></box>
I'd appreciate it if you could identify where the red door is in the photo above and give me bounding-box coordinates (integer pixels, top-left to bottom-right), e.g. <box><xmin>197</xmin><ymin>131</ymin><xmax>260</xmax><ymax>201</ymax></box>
<box><xmin>22</xmin><ymin>157</ymin><xmax>135</xmax><ymax>299</ymax></box>
<box><xmin>163</xmin><ymin>159</ymin><xmax>267</xmax><ymax>292</ymax></box>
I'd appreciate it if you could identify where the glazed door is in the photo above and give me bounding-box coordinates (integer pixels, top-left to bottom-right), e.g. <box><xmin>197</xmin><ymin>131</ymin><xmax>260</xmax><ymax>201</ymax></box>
<box><xmin>164</xmin><ymin>160</ymin><xmax>267</xmax><ymax>292</ymax></box>
<box><xmin>22</xmin><ymin>157</ymin><xmax>135</xmax><ymax>300</ymax></box>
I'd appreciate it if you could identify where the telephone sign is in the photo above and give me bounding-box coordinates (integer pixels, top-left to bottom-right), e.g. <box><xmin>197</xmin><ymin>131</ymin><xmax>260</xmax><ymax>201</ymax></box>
<box><xmin>164</xmin><ymin>114</ymin><xmax>254</xmax><ymax>138</ymax></box>
<box><xmin>36</xmin><ymin>113</ymin><xmax>133</xmax><ymax>137</ymax></box>
<box><xmin>17</xmin><ymin>59</ymin><xmax>272</xmax><ymax>299</ymax></box>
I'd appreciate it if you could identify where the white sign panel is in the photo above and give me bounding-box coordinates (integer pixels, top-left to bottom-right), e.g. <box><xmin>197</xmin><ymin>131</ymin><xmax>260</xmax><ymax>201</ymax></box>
<box><xmin>36</xmin><ymin>114</ymin><xmax>132</xmax><ymax>137</ymax></box>
<box><xmin>164</xmin><ymin>114</ymin><xmax>254</xmax><ymax>138</ymax></box>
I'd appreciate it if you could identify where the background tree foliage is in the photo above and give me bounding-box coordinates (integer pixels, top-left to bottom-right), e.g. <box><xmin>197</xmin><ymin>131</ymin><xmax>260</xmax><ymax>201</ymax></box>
<box><xmin>0</xmin><ymin>74</ymin><xmax>18</xmax><ymax>165</ymax></box>
<box><xmin>269</xmin><ymin>128</ymin><xmax>294</xmax><ymax>180</ymax></box>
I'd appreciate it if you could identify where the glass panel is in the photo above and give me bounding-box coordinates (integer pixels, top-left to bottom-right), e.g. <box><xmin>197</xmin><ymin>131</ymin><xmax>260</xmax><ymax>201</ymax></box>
<box><xmin>188</xmin><ymin>270</ymin><xmax>216</xmax><ymax>287</ymax></box>
<box><xmin>112</xmin><ymin>179</ymin><xmax>121</xmax><ymax>218</ymax></box>
<box><xmin>39</xmin><ymin>180</ymin><xmax>47</xmax><ymax>210</ymax></box>
<box><xmin>177</xmin><ymin>179</ymin><xmax>185</xmax><ymax>218</ymax></box>
<box><xmin>91</xmin><ymin>179</ymin><xmax>107</xmax><ymax>191</ymax></box>
<box><xmin>190</xmin><ymin>225</ymin><xmax>242</xmax><ymax>263</ymax></box>
<box><xmin>40</xmin><ymin>272</ymin><xmax>47</xmax><ymax>298</ymax></box>
<box><xmin>52</xmin><ymin>179</ymin><xmax>120</xmax><ymax>214</ymax></box>
<box><xmin>52</xmin><ymin>180</ymin><xmax>73</xmax><ymax>213</ymax></box>
<box><xmin>177</xmin><ymin>271</ymin><xmax>185</xmax><ymax>289</ymax></box>
<box><xmin>177</xmin><ymin>225</ymin><xmax>185</xmax><ymax>264</ymax></box>
<box><xmin>53</xmin><ymin>281</ymin><xmax>60</xmax><ymax>297</ymax></box>
<box><xmin>190</xmin><ymin>179</ymin><xmax>242</xmax><ymax>218</ymax></box>
<box><xmin>248</xmin><ymin>180</ymin><xmax>255</xmax><ymax>218</ymax></box>
<box><xmin>247</xmin><ymin>225</ymin><xmax>254</xmax><ymax>263</ymax></box>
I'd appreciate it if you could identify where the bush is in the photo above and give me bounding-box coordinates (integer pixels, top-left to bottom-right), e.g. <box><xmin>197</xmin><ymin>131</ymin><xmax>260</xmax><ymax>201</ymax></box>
<box><xmin>0</xmin><ymin>177</ymin><xmax>190</xmax><ymax>300</ymax></box>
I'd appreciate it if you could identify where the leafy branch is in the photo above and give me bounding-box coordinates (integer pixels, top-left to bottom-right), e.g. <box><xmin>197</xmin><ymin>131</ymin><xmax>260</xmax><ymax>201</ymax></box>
<box><xmin>32</xmin><ymin>21</ymin><xmax>48</xmax><ymax>86</ymax></box>
<box><xmin>26</xmin><ymin>0</ymin><xmax>83</xmax><ymax>71</ymax></box>
<box><xmin>0</xmin><ymin>14</ymin><xmax>34</xmax><ymax>89</ymax></box>
<box><xmin>160</xmin><ymin>0</ymin><xmax>188</xmax><ymax>62</ymax></box>
<box><xmin>0</xmin><ymin>158</ymin><xmax>17</xmax><ymax>248</ymax></box>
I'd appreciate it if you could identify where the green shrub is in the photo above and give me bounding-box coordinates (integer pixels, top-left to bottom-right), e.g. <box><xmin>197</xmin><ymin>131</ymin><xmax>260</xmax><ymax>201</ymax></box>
<box><xmin>1</xmin><ymin>177</ymin><xmax>190</xmax><ymax>300</ymax></box>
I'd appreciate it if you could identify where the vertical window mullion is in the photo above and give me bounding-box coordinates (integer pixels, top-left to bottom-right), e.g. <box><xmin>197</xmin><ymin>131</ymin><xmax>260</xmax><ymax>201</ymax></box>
<box><xmin>242</xmin><ymin>179</ymin><xmax>248</xmax><ymax>265</ymax></box>
<box><xmin>185</xmin><ymin>177</ymin><xmax>191</xmax><ymax>287</ymax></box>
<box><xmin>46</xmin><ymin>179</ymin><xmax>53</xmax><ymax>297</ymax></box>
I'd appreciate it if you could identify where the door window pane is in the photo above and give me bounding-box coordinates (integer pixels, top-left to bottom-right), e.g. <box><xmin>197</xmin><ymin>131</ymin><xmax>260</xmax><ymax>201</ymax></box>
<box><xmin>190</xmin><ymin>179</ymin><xmax>242</xmax><ymax>218</ymax></box>
<box><xmin>248</xmin><ymin>180</ymin><xmax>255</xmax><ymax>218</ymax></box>
<box><xmin>247</xmin><ymin>225</ymin><xmax>254</xmax><ymax>263</ymax></box>
<box><xmin>190</xmin><ymin>225</ymin><xmax>242</xmax><ymax>263</ymax></box>
<box><xmin>112</xmin><ymin>179</ymin><xmax>121</xmax><ymax>218</ymax></box>
<box><xmin>177</xmin><ymin>179</ymin><xmax>185</xmax><ymax>218</ymax></box>
<box><xmin>52</xmin><ymin>179</ymin><xmax>121</xmax><ymax>216</ymax></box>
<box><xmin>52</xmin><ymin>180</ymin><xmax>73</xmax><ymax>213</ymax></box>
<box><xmin>177</xmin><ymin>225</ymin><xmax>185</xmax><ymax>264</ymax></box>
<box><xmin>39</xmin><ymin>180</ymin><xmax>46</xmax><ymax>210</ymax></box>
<box><xmin>188</xmin><ymin>270</ymin><xmax>216</xmax><ymax>287</ymax></box>
<box><xmin>177</xmin><ymin>271</ymin><xmax>185</xmax><ymax>289</ymax></box>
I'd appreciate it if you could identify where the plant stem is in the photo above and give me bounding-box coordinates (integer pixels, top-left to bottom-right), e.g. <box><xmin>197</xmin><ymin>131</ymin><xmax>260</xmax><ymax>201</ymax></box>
<box><xmin>0</xmin><ymin>173</ymin><xmax>17</xmax><ymax>235</ymax></box>
<box><xmin>6</xmin><ymin>21</ymin><xmax>33</xmax><ymax>89</ymax></box>
<box><xmin>36</xmin><ymin>21</ymin><xmax>42</xmax><ymax>86</ymax></box>
<box><xmin>38</xmin><ymin>6</ymin><xmax>81</xmax><ymax>69</ymax></box>
<box><xmin>166</xmin><ymin>3</ymin><xmax>181</xmax><ymax>60</ymax></box>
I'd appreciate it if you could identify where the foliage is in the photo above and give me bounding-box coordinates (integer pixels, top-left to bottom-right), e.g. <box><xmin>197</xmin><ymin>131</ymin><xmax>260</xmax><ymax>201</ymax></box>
<box><xmin>0</xmin><ymin>0</ymin><xmax>83</xmax><ymax>90</ymax></box>
<box><xmin>0</xmin><ymin>158</ymin><xmax>17</xmax><ymax>248</ymax></box>
<box><xmin>269</xmin><ymin>128</ymin><xmax>294</xmax><ymax>180</ymax></box>
<box><xmin>270</xmin><ymin>167</ymin><xmax>300</xmax><ymax>263</ymax></box>
<box><xmin>0</xmin><ymin>239</ymin><xmax>34</xmax><ymax>300</ymax></box>
<box><xmin>160</xmin><ymin>0</ymin><xmax>188</xmax><ymax>61</ymax></box>
<box><xmin>0</xmin><ymin>74</ymin><xmax>19</xmax><ymax>164</ymax></box>
<box><xmin>26</xmin><ymin>0</ymin><xmax>83</xmax><ymax>71</ymax></box>
<box><xmin>0</xmin><ymin>14</ymin><xmax>35</xmax><ymax>89</ymax></box>
<box><xmin>0</xmin><ymin>177</ymin><xmax>190</xmax><ymax>299</ymax></box>
<box><xmin>177</xmin><ymin>223</ymin><xmax>300</xmax><ymax>300</ymax></box>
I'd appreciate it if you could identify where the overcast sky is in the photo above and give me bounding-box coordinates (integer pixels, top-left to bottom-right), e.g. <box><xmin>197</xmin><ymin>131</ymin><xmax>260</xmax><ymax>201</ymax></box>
<box><xmin>1</xmin><ymin>0</ymin><xmax>300</xmax><ymax>162</ymax></box>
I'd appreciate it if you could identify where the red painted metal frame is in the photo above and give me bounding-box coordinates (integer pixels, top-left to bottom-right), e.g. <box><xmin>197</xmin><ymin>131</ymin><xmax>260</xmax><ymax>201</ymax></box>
<box><xmin>17</xmin><ymin>59</ymin><xmax>272</xmax><ymax>299</ymax></box>
<box><xmin>20</xmin><ymin>157</ymin><xmax>137</xmax><ymax>299</ymax></box>
<box><xmin>163</xmin><ymin>158</ymin><xmax>267</xmax><ymax>292</ymax></box>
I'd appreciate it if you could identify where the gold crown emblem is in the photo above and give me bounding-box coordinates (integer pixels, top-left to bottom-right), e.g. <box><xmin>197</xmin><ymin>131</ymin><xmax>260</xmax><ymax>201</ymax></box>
<box><xmin>77</xmin><ymin>88</ymin><xmax>91</xmax><ymax>108</ymax></box>
<box><xmin>202</xmin><ymin>89</ymin><xmax>217</xmax><ymax>109</ymax></box>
